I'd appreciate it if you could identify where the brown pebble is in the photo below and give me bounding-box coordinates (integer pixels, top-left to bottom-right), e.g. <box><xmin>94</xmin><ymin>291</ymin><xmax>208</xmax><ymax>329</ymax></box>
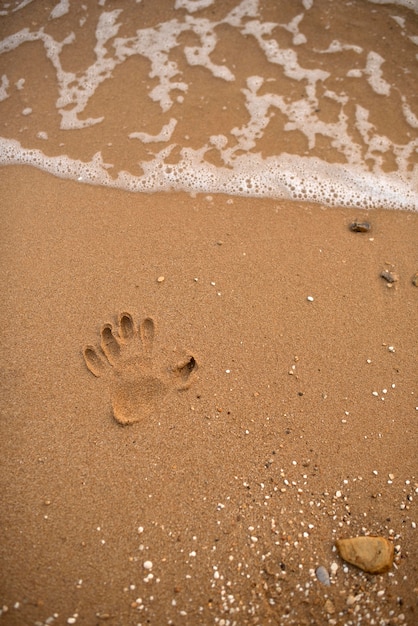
<box><xmin>380</xmin><ymin>270</ymin><xmax>398</xmax><ymax>283</ymax></box>
<box><xmin>412</xmin><ymin>272</ymin><xmax>418</xmax><ymax>287</ymax></box>
<box><xmin>350</xmin><ymin>221</ymin><xmax>371</xmax><ymax>232</ymax></box>
<box><xmin>336</xmin><ymin>536</ymin><xmax>394</xmax><ymax>574</ymax></box>
<box><xmin>324</xmin><ymin>599</ymin><xmax>335</xmax><ymax>614</ymax></box>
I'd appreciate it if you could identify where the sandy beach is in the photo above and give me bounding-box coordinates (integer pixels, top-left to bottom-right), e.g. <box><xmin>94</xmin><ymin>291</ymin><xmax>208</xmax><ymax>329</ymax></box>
<box><xmin>1</xmin><ymin>0</ymin><xmax>418</xmax><ymax>623</ymax></box>
<box><xmin>0</xmin><ymin>166</ymin><xmax>417</xmax><ymax>625</ymax></box>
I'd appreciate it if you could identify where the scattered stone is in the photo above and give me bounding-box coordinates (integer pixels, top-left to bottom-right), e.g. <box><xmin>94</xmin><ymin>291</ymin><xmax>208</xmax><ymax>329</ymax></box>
<box><xmin>315</xmin><ymin>565</ymin><xmax>330</xmax><ymax>586</ymax></box>
<box><xmin>380</xmin><ymin>269</ymin><xmax>398</xmax><ymax>283</ymax></box>
<box><xmin>335</xmin><ymin>536</ymin><xmax>394</xmax><ymax>574</ymax></box>
<box><xmin>350</xmin><ymin>221</ymin><xmax>371</xmax><ymax>232</ymax></box>
<box><xmin>412</xmin><ymin>272</ymin><xmax>418</xmax><ymax>287</ymax></box>
<box><xmin>157</xmin><ymin>276</ymin><xmax>165</xmax><ymax>283</ymax></box>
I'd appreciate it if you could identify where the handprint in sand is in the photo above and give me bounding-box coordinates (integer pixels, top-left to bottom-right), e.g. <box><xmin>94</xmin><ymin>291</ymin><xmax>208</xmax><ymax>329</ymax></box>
<box><xmin>83</xmin><ymin>312</ymin><xmax>197</xmax><ymax>425</ymax></box>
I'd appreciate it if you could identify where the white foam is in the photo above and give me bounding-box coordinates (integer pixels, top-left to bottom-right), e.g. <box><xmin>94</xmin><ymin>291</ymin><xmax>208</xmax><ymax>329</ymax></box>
<box><xmin>279</xmin><ymin>14</ymin><xmax>307</xmax><ymax>46</ymax></box>
<box><xmin>129</xmin><ymin>118</ymin><xmax>178</xmax><ymax>143</ymax></box>
<box><xmin>0</xmin><ymin>0</ymin><xmax>417</xmax><ymax>211</ymax></box>
<box><xmin>368</xmin><ymin>0</ymin><xmax>418</xmax><ymax>13</ymax></box>
<box><xmin>1</xmin><ymin>136</ymin><xmax>416</xmax><ymax>211</ymax></box>
<box><xmin>49</xmin><ymin>0</ymin><xmax>70</xmax><ymax>20</ymax></box>
<box><xmin>316</xmin><ymin>40</ymin><xmax>362</xmax><ymax>55</ymax></box>
<box><xmin>347</xmin><ymin>51</ymin><xmax>391</xmax><ymax>96</ymax></box>
<box><xmin>175</xmin><ymin>0</ymin><xmax>215</xmax><ymax>12</ymax></box>
<box><xmin>0</xmin><ymin>0</ymin><xmax>35</xmax><ymax>16</ymax></box>
<box><xmin>402</xmin><ymin>99</ymin><xmax>418</xmax><ymax>129</ymax></box>
<box><xmin>0</xmin><ymin>75</ymin><xmax>9</xmax><ymax>102</ymax></box>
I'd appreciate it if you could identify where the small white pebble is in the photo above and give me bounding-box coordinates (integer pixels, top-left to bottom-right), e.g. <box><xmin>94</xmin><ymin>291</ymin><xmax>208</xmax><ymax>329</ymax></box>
<box><xmin>143</xmin><ymin>560</ymin><xmax>153</xmax><ymax>570</ymax></box>
<box><xmin>372</xmin><ymin>391</ymin><xmax>379</xmax><ymax>397</ymax></box>
<box><xmin>307</xmin><ymin>296</ymin><xmax>314</xmax><ymax>302</ymax></box>
<box><xmin>388</xmin><ymin>346</ymin><xmax>395</xmax><ymax>352</ymax></box>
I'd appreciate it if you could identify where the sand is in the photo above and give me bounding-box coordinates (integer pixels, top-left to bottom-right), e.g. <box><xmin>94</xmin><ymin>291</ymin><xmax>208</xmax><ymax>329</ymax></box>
<box><xmin>0</xmin><ymin>165</ymin><xmax>417</xmax><ymax>625</ymax></box>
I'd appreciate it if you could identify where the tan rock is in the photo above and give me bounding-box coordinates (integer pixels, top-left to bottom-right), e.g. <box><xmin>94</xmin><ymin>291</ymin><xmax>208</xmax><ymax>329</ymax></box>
<box><xmin>324</xmin><ymin>599</ymin><xmax>335</xmax><ymax>614</ymax></box>
<box><xmin>336</xmin><ymin>536</ymin><xmax>394</xmax><ymax>574</ymax></box>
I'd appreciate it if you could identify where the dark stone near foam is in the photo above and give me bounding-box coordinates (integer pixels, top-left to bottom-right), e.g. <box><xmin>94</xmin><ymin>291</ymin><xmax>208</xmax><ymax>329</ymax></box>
<box><xmin>350</xmin><ymin>221</ymin><xmax>371</xmax><ymax>232</ymax></box>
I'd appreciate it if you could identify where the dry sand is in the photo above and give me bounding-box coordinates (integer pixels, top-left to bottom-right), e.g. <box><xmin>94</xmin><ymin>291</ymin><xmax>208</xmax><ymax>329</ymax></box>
<box><xmin>0</xmin><ymin>166</ymin><xmax>417</xmax><ymax>625</ymax></box>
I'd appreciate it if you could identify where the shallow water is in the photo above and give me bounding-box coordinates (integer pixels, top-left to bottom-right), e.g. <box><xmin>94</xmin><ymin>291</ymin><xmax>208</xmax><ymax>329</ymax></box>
<box><xmin>0</xmin><ymin>0</ymin><xmax>417</xmax><ymax>209</ymax></box>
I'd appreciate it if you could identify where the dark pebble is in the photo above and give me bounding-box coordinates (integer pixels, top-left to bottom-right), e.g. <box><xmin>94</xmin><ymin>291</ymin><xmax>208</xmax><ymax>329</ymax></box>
<box><xmin>380</xmin><ymin>270</ymin><xmax>397</xmax><ymax>283</ymax></box>
<box><xmin>350</xmin><ymin>221</ymin><xmax>371</xmax><ymax>232</ymax></box>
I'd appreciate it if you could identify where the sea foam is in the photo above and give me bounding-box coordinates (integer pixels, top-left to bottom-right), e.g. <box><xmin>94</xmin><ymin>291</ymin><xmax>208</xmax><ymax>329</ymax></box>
<box><xmin>0</xmin><ymin>0</ymin><xmax>417</xmax><ymax>210</ymax></box>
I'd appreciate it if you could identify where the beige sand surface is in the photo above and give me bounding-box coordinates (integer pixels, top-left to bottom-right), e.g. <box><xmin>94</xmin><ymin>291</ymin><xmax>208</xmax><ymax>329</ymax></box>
<box><xmin>0</xmin><ymin>167</ymin><xmax>417</xmax><ymax>625</ymax></box>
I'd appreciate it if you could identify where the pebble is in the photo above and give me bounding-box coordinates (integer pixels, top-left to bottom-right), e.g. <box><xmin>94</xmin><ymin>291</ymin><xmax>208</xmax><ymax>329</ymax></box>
<box><xmin>380</xmin><ymin>269</ymin><xmax>398</xmax><ymax>283</ymax></box>
<box><xmin>350</xmin><ymin>221</ymin><xmax>371</xmax><ymax>232</ymax></box>
<box><xmin>336</xmin><ymin>536</ymin><xmax>394</xmax><ymax>574</ymax></box>
<box><xmin>324</xmin><ymin>599</ymin><xmax>335</xmax><ymax>614</ymax></box>
<box><xmin>412</xmin><ymin>271</ymin><xmax>418</xmax><ymax>287</ymax></box>
<box><xmin>143</xmin><ymin>560</ymin><xmax>153</xmax><ymax>570</ymax></box>
<box><xmin>157</xmin><ymin>276</ymin><xmax>165</xmax><ymax>283</ymax></box>
<box><xmin>315</xmin><ymin>565</ymin><xmax>330</xmax><ymax>586</ymax></box>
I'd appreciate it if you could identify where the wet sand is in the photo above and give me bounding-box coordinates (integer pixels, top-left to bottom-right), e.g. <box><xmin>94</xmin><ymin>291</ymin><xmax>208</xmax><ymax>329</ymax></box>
<box><xmin>0</xmin><ymin>166</ymin><xmax>417</xmax><ymax>625</ymax></box>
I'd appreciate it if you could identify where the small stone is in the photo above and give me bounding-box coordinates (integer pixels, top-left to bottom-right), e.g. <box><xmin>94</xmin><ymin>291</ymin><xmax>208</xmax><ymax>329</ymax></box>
<box><xmin>315</xmin><ymin>565</ymin><xmax>330</xmax><ymax>586</ymax></box>
<box><xmin>324</xmin><ymin>599</ymin><xmax>335</xmax><ymax>614</ymax></box>
<box><xmin>336</xmin><ymin>536</ymin><xmax>394</xmax><ymax>574</ymax></box>
<box><xmin>350</xmin><ymin>221</ymin><xmax>371</xmax><ymax>233</ymax></box>
<box><xmin>143</xmin><ymin>560</ymin><xmax>153</xmax><ymax>570</ymax></box>
<box><xmin>380</xmin><ymin>270</ymin><xmax>398</xmax><ymax>283</ymax></box>
<box><xmin>412</xmin><ymin>272</ymin><xmax>418</xmax><ymax>287</ymax></box>
<box><xmin>157</xmin><ymin>276</ymin><xmax>165</xmax><ymax>283</ymax></box>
